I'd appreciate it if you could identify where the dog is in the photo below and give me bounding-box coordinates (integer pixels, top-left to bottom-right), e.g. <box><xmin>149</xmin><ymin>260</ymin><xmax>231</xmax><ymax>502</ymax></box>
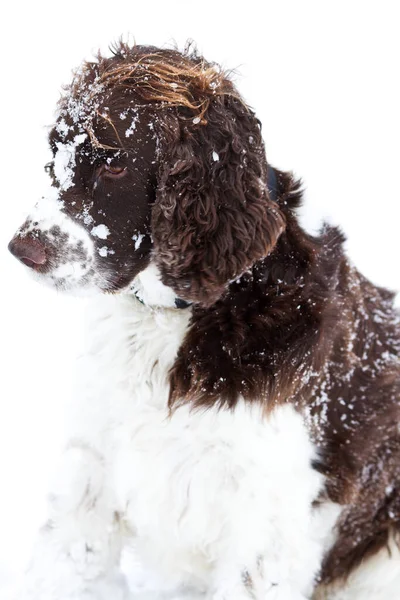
<box><xmin>8</xmin><ymin>42</ymin><xmax>400</xmax><ymax>600</ymax></box>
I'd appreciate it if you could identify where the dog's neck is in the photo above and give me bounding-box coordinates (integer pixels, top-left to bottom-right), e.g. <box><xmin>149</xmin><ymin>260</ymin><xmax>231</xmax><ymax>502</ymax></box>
<box><xmin>130</xmin><ymin>263</ymin><xmax>192</xmax><ymax>310</ymax></box>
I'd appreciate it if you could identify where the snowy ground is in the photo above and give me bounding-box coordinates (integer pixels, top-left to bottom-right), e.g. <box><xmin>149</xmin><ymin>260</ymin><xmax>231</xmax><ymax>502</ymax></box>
<box><xmin>1</xmin><ymin>0</ymin><xmax>399</xmax><ymax>594</ymax></box>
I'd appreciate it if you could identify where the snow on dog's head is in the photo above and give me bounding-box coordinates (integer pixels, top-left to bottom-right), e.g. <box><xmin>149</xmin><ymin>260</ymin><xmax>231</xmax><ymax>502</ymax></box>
<box><xmin>9</xmin><ymin>43</ymin><xmax>286</xmax><ymax>302</ymax></box>
<box><xmin>8</xmin><ymin>54</ymin><xmax>158</xmax><ymax>294</ymax></box>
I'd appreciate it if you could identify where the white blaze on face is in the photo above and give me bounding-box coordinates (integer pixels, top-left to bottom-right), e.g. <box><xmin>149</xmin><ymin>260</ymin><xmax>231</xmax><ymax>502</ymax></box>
<box><xmin>53</xmin><ymin>133</ymin><xmax>87</xmax><ymax>191</ymax></box>
<box><xmin>20</xmin><ymin>191</ymin><xmax>99</xmax><ymax>293</ymax></box>
<box><xmin>16</xmin><ymin>130</ymin><xmax>105</xmax><ymax>293</ymax></box>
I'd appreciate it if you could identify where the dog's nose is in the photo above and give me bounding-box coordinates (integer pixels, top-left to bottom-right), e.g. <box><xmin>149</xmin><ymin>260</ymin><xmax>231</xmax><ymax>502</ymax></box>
<box><xmin>8</xmin><ymin>235</ymin><xmax>47</xmax><ymax>268</ymax></box>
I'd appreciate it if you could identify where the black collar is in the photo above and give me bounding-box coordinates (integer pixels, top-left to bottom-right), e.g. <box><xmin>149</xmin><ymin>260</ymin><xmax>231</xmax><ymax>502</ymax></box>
<box><xmin>174</xmin><ymin>297</ymin><xmax>192</xmax><ymax>309</ymax></box>
<box><xmin>133</xmin><ymin>290</ymin><xmax>192</xmax><ymax>310</ymax></box>
<box><xmin>267</xmin><ymin>165</ymin><xmax>279</xmax><ymax>202</ymax></box>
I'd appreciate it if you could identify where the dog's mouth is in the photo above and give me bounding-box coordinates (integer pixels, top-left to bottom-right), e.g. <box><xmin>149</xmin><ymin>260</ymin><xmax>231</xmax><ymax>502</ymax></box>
<box><xmin>20</xmin><ymin>256</ymin><xmax>43</xmax><ymax>269</ymax></box>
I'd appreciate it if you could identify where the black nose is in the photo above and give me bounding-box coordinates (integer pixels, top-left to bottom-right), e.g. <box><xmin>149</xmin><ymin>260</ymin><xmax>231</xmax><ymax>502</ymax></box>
<box><xmin>8</xmin><ymin>235</ymin><xmax>47</xmax><ymax>269</ymax></box>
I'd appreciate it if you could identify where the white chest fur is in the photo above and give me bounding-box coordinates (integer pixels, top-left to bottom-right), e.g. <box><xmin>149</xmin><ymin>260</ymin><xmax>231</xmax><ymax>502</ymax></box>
<box><xmin>56</xmin><ymin>294</ymin><xmax>336</xmax><ymax>599</ymax></box>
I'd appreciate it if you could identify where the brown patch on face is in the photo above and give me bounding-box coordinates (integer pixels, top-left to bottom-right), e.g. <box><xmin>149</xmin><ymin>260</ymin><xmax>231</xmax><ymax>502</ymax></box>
<box><xmin>46</xmin><ymin>100</ymin><xmax>159</xmax><ymax>290</ymax></box>
<box><xmin>45</xmin><ymin>43</ymin><xmax>287</xmax><ymax>298</ymax></box>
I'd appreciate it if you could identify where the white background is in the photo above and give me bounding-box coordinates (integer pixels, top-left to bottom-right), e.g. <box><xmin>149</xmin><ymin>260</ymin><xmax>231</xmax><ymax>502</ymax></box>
<box><xmin>0</xmin><ymin>0</ymin><xmax>399</xmax><ymax>590</ymax></box>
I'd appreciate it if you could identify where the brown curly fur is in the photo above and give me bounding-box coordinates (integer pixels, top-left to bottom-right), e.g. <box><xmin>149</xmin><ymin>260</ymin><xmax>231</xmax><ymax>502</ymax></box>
<box><xmin>60</xmin><ymin>43</ymin><xmax>286</xmax><ymax>304</ymax></box>
<box><xmin>152</xmin><ymin>90</ymin><xmax>286</xmax><ymax>305</ymax></box>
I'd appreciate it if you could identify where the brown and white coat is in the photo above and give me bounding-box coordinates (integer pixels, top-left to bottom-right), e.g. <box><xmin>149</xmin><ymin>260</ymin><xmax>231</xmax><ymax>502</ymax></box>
<box><xmin>8</xmin><ymin>43</ymin><xmax>400</xmax><ymax>600</ymax></box>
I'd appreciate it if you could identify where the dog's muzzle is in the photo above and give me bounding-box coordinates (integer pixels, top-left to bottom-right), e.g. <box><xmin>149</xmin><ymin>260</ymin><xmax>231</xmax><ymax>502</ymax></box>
<box><xmin>8</xmin><ymin>234</ymin><xmax>48</xmax><ymax>270</ymax></box>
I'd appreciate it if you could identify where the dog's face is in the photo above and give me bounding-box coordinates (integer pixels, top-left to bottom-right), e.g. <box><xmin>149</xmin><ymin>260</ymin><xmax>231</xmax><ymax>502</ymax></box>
<box><xmin>9</xmin><ymin>85</ymin><xmax>160</xmax><ymax>294</ymax></box>
<box><xmin>9</xmin><ymin>45</ymin><xmax>286</xmax><ymax>304</ymax></box>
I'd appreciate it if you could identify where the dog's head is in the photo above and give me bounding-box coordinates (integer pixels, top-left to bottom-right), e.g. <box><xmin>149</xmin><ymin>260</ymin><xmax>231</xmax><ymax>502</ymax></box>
<box><xmin>8</xmin><ymin>43</ymin><xmax>286</xmax><ymax>305</ymax></box>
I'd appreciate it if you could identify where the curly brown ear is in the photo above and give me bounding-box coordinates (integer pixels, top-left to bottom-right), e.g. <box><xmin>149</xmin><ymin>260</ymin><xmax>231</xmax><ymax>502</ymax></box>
<box><xmin>152</xmin><ymin>93</ymin><xmax>286</xmax><ymax>306</ymax></box>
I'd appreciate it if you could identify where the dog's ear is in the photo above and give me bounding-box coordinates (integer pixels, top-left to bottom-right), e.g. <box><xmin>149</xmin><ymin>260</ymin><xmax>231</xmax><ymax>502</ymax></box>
<box><xmin>152</xmin><ymin>94</ymin><xmax>286</xmax><ymax>306</ymax></box>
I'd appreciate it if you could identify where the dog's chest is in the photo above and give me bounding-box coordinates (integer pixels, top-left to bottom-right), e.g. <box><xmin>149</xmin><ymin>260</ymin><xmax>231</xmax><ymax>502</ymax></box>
<box><xmin>77</xmin><ymin>297</ymin><xmax>325</xmax><ymax>585</ymax></box>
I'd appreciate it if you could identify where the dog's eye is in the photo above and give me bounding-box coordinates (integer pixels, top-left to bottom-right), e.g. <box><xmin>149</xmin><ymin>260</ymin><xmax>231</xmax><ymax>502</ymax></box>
<box><xmin>103</xmin><ymin>165</ymin><xmax>127</xmax><ymax>179</ymax></box>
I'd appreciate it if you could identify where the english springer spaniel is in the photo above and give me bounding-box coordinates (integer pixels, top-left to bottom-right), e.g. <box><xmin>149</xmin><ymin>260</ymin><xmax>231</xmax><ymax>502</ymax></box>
<box><xmin>8</xmin><ymin>42</ymin><xmax>400</xmax><ymax>600</ymax></box>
